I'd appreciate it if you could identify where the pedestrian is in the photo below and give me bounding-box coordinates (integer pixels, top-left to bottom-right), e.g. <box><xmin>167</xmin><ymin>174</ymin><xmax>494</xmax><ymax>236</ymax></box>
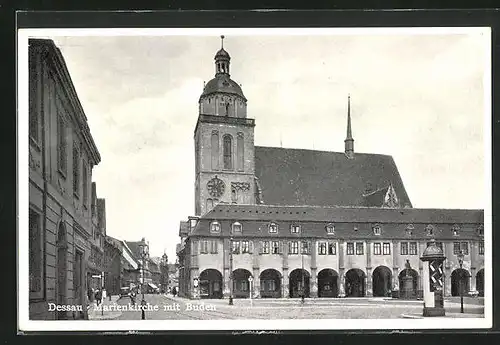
<box><xmin>130</xmin><ymin>289</ymin><xmax>136</xmax><ymax>305</ymax></box>
<box><xmin>95</xmin><ymin>289</ymin><xmax>102</xmax><ymax>306</ymax></box>
<box><xmin>172</xmin><ymin>286</ymin><xmax>177</xmax><ymax>297</ymax></box>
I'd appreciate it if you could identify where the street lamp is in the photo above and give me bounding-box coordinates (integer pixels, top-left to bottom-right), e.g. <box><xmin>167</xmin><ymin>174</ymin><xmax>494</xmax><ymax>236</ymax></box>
<box><xmin>301</xmin><ymin>241</ymin><xmax>305</xmax><ymax>305</ymax></box>
<box><xmin>138</xmin><ymin>238</ymin><xmax>149</xmax><ymax>320</ymax></box>
<box><xmin>228</xmin><ymin>236</ymin><xmax>234</xmax><ymax>305</ymax></box>
<box><xmin>457</xmin><ymin>249</ymin><xmax>465</xmax><ymax>314</ymax></box>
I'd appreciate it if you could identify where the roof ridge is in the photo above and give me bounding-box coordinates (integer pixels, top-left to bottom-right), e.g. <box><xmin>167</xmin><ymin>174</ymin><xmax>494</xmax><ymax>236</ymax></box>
<box><xmin>255</xmin><ymin>145</ymin><xmax>393</xmax><ymax>157</ymax></box>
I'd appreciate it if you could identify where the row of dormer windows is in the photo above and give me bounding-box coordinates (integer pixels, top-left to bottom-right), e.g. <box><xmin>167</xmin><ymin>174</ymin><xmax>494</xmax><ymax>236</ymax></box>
<box><xmin>209</xmin><ymin>221</ymin><xmax>484</xmax><ymax>237</ymax></box>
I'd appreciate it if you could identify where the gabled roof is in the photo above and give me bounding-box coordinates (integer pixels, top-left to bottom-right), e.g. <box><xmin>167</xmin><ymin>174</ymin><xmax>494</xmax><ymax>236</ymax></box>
<box><xmin>254</xmin><ymin>146</ymin><xmax>412</xmax><ymax>208</ymax></box>
<box><xmin>190</xmin><ymin>204</ymin><xmax>483</xmax><ymax>240</ymax></box>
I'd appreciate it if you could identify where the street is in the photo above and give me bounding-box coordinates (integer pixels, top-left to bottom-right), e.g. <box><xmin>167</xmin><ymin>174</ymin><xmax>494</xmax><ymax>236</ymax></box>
<box><xmin>106</xmin><ymin>294</ymin><xmax>484</xmax><ymax>320</ymax></box>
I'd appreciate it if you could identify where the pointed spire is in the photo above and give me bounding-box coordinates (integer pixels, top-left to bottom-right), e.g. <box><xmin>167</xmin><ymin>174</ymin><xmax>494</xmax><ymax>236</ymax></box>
<box><xmin>344</xmin><ymin>93</ymin><xmax>354</xmax><ymax>159</ymax></box>
<box><xmin>221</xmin><ymin>35</ymin><xmax>225</xmax><ymax>49</ymax></box>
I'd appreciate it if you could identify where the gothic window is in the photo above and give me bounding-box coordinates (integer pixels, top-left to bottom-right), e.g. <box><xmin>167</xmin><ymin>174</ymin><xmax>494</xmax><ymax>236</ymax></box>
<box><xmin>237</xmin><ymin>133</ymin><xmax>244</xmax><ymax>171</ymax></box>
<box><xmin>231</xmin><ymin>189</ymin><xmax>237</xmax><ymax>203</ymax></box>
<box><xmin>223</xmin><ymin>134</ymin><xmax>233</xmax><ymax>170</ymax></box>
<box><xmin>211</xmin><ymin>131</ymin><xmax>219</xmax><ymax>170</ymax></box>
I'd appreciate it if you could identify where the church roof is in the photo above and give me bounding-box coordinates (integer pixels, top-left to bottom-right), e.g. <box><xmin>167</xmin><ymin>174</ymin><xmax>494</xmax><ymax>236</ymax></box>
<box><xmin>254</xmin><ymin>146</ymin><xmax>412</xmax><ymax>208</ymax></box>
<box><xmin>200</xmin><ymin>74</ymin><xmax>246</xmax><ymax>101</ymax></box>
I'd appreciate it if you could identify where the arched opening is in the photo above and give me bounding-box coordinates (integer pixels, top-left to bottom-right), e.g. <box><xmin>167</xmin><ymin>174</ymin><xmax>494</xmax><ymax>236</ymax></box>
<box><xmin>451</xmin><ymin>268</ymin><xmax>470</xmax><ymax>297</ymax></box>
<box><xmin>211</xmin><ymin>131</ymin><xmax>219</xmax><ymax>170</ymax></box>
<box><xmin>199</xmin><ymin>269</ymin><xmax>223</xmax><ymax>299</ymax></box>
<box><xmin>260</xmin><ymin>269</ymin><xmax>282</xmax><ymax>298</ymax></box>
<box><xmin>372</xmin><ymin>266</ymin><xmax>392</xmax><ymax>297</ymax></box>
<box><xmin>223</xmin><ymin>135</ymin><xmax>233</xmax><ymax>170</ymax></box>
<box><xmin>345</xmin><ymin>268</ymin><xmax>366</xmax><ymax>297</ymax></box>
<box><xmin>56</xmin><ymin>222</ymin><xmax>67</xmax><ymax>319</ymax></box>
<box><xmin>398</xmin><ymin>268</ymin><xmax>419</xmax><ymax>299</ymax></box>
<box><xmin>289</xmin><ymin>269</ymin><xmax>310</xmax><ymax>298</ymax></box>
<box><xmin>476</xmin><ymin>269</ymin><xmax>484</xmax><ymax>297</ymax></box>
<box><xmin>317</xmin><ymin>269</ymin><xmax>339</xmax><ymax>297</ymax></box>
<box><xmin>232</xmin><ymin>268</ymin><xmax>252</xmax><ymax>298</ymax></box>
<box><xmin>236</xmin><ymin>133</ymin><xmax>244</xmax><ymax>171</ymax></box>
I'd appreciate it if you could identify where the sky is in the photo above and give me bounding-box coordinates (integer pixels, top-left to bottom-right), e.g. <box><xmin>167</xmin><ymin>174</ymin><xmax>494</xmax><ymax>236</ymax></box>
<box><xmin>28</xmin><ymin>29</ymin><xmax>488</xmax><ymax>262</ymax></box>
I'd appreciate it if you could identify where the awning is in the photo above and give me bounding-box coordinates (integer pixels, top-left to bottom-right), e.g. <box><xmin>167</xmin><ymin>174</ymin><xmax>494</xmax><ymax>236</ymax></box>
<box><xmin>147</xmin><ymin>283</ymin><xmax>159</xmax><ymax>289</ymax></box>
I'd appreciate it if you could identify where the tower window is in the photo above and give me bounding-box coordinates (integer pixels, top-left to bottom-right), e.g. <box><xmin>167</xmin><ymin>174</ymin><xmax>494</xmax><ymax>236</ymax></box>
<box><xmin>223</xmin><ymin>134</ymin><xmax>233</xmax><ymax>170</ymax></box>
<box><xmin>211</xmin><ymin>131</ymin><xmax>219</xmax><ymax>170</ymax></box>
<box><xmin>237</xmin><ymin>133</ymin><xmax>244</xmax><ymax>171</ymax></box>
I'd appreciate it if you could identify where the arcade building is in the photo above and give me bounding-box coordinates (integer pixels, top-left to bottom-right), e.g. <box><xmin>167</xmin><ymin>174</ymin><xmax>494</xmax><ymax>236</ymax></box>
<box><xmin>176</xmin><ymin>37</ymin><xmax>485</xmax><ymax>300</ymax></box>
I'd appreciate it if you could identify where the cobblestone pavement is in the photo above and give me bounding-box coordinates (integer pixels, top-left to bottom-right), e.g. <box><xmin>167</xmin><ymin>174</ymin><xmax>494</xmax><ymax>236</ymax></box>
<box><xmin>114</xmin><ymin>294</ymin><xmax>484</xmax><ymax>320</ymax></box>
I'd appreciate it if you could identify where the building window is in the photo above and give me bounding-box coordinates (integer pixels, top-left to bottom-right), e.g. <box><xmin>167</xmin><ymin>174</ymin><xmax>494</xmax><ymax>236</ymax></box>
<box><xmin>271</xmin><ymin>241</ymin><xmax>280</xmax><ymax>254</ymax></box>
<box><xmin>383</xmin><ymin>242</ymin><xmax>391</xmax><ymax>255</ymax></box>
<box><xmin>82</xmin><ymin>160</ymin><xmax>88</xmax><ymax>206</ymax></box>
<box><xmin>346</xmin><ymin>242</ymin><xmax>354</xmax><ymax>255</ymax></box>
<box><xmin>211</xmin><ymin>131</ymin><xmax>219</xmax><ymax>170</ymax></box>
<box><xmin>210</xmin><ymin>221</ymin><xmax>221</xmax><ymax>233</ymax></box>
<box><xmin>262</xmin><ymin>241</ymin><xmax>270</xmax><ymax>254</ymax></box>
<box><xmin>409</xmin><ymin>242</ymin><xmax>418</xmax><ymax>255</ymax></box>
<box><xmin>328</xmin><ymin>242</ymin><xmax>336</xmax><ymax>255</ymax></box>
<box><xmin>356</xmin><ymin>242</ymin><xmax>364</xmax><ymax>255</ymax></box>
<box><xmin>318</xmin><ymin>242</ymin><xmax>327</xmax><ymax>255</ymax></box>
<box><xmin>210</xmin><ymin>240</ymin><xmax>218</xmax><ymax>254</ymax></box>
<box><xmin>72</xmin><ymin>146</ymin><xmax>80</xmax><ymax>196</ymax></box>
<box><xmin>374</xmin><ymin>243</ymin><xmax>382</xmax><ymax>255</ymax></box>
<box><xmin>301</xmin><ymin>241</ymin><xmax>309</xmax><ymax>255</ymax></box>
<box><xmin>269</xmin><ymin>222</ymin><xmax>278</xmax><ymax>233</ymax></box>
<box><xmin>453</xmin><ymin>241</ymin><xmax>469</xmax><ymax>255</ymax></box>
<box><xmin>289</xmin><ymin>241</ymin><xmax>299</xmax><ymax>254</ymax></box>
<box><xmin>479</xmin><ymin>241</ymin><xmax>484</xmax><ymax>255</ymax></box>
<box><xmin>477</xmin><ymin>224</ymin><xmax>484</xmax><ymax>237</ymax></box>
<box><xmin>231</xmin><ymin>241</ymin><xmax>240</xmax><ymax>254</ymax></box>
<box><xmin>451</xmin><ymin>224</ymin><xmax>460</xmax><ymax>236</ymax></box>
<box><xmin>232</xmin><ymin>222</ymin><xmax>242</xmax><ymax>233</ymax></box>
<box><xmin>237</xmin><ymin>132</ymin><xmax>244</xmax><ymax>171</ymax></box>
<box><xmin>290</xmin><ymin>224</ymin><xmax>301</xmax><ymax>234</ymax></box>
<box><xmin>29</xmin><ymin>208</ymin><xmax>43</xmax><ymax>298</ymax></box>
<box><xmin>57</xmin><ymin>114</ymin><xmax>67</xmax><ymax>175</ymax></box>
<box><xmin>200</xmin><ymin>241</ymin><xmax>209</xmax><ymax>254</ymax></box>
<box><xmin>400</xmin><ymin>242</ymin><xmax>408</xmax><ymax>255</ymax></box>
<box><xmin>372</xmin><ymin>224</ymin><xmax>382</xmax><ymax>236</ymax></box>
<box><xmin>241</xmin><ymin>240</ymin><xmax>249</xmax><ymax>254</ymax></box>
<box><xmin>326</xmin><ymin>224</ymin><xmax>335</xmax><ymax>235</ymax></box>
<box><xmin>425</xmin><ymin>224</ymin><xmax>435</xmax><ymax>236</ymax></box>
<box><xmin>223</xmin><ymin>134</ymin><xmax>233</xmax><ymax>170</ymax></box>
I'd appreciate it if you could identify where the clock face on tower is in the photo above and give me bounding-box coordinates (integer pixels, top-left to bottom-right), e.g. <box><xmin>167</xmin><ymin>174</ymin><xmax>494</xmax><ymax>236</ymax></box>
<box><xmin>207</xmin><ymin>175</ymin><xmax>225</xmax><ymax>198</ymax></box>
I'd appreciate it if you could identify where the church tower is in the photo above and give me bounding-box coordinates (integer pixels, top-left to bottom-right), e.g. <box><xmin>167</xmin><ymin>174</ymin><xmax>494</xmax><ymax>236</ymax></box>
<box><xmin>194</xmin><ymin>36</ymin><xmax>256</xmax><ymax>216</ymax></box>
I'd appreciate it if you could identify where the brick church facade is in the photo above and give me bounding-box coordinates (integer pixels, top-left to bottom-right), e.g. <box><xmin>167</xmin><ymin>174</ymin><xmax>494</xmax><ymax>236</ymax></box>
<box><xmin>176</xmin><ymin>37</ymin><xmax>485</xmax><ymax>300</ymax></box>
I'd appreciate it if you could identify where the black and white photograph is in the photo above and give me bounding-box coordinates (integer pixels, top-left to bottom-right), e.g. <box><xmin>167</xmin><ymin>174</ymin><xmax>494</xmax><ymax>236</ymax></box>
<box><xmin>18</xmin><ymin>26</ymin><xmax>492</xmax><ymax>331</ymax></box>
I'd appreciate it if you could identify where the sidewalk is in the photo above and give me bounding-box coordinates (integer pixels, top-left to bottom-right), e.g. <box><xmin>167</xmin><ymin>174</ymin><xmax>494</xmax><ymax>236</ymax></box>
<box><xmin>87</xmin><ymin>295</ymin><xmax>123</xmax><ymax>320</ymax></box>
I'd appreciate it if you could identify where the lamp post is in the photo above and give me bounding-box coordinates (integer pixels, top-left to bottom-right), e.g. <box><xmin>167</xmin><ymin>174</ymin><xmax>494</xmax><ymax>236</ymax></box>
<box><xmin>457</xmin><ymin>250</ymin><xmax>465</xmax><ymax>314</ymax></box>
<box><xmin>301</xmin><ymin>241</ymin><xmax>305</xmax><ymax>305</ymax></box>
<box><xmin>229</xmin><ymin>236</ymin><xmax>234</xmax><ymax>305</ymax></box>
<box><xmin>138</xmin><ymin>238</ymin><xmax>149</xmax><ymax>320</ymax></box>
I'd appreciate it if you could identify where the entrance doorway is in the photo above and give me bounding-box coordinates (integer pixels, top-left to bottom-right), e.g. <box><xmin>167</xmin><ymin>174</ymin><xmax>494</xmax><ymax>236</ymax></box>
<box><xmin>345</xmin><ymin>268</ymin><xmax>366</xmax><ymax>297</ymax></box>
<box><xmin>476</xmin><ymin>269</ymin><xmax>484</xmax><ymax>297</ymax></box>
<box><xmin>451</xmin><ymin>268</ymin><xmax>470</xmax><ymax>297</ymax></box>
<box><xmin>317</xmin><ymin>269</ymin><xmax>339</xmax><ymax>297</ymax></box>
<box><xmin>260</xmin><ymin>269</ymin><xmax>282</xmax><ymax>298</ymax></box>
<box><xmin>232</xmin><ymin>269</ymin><xmax>252</xmax><ymax>298</ymax></box>
<box><xmin>372</xmin><ymin>266</ymin><xmax>392</xmax><ymax>297</ymax></box>
<box><xmin>199</xmin><ymin>269</ymin><xmax>223</xmax><ymax>299</ymax></box>
<box><xmin>289</xmin><ymin>269</ymin><xmax>310</xmax><ymax>298</ymax></box>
